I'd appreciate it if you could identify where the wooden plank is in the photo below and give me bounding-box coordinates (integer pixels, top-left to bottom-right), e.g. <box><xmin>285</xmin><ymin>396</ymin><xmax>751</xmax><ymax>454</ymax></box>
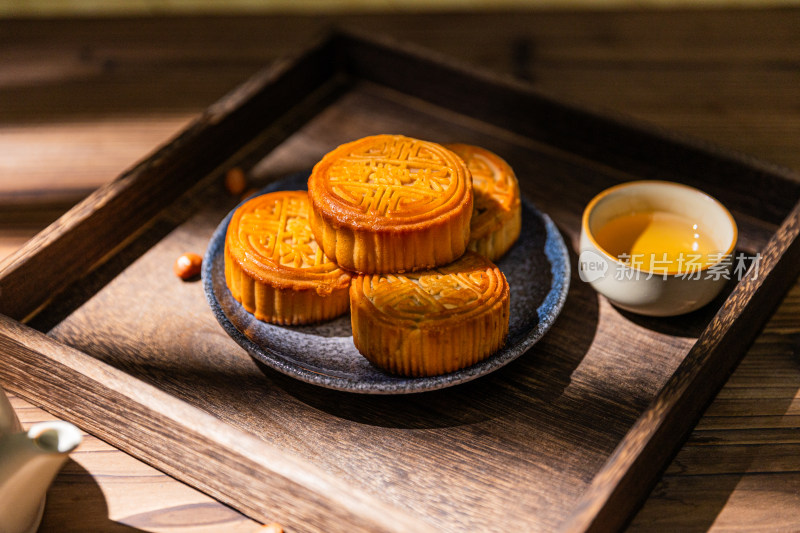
<box><xmin>0</xmin><ymin>19</ymin><xmax>793</xmax><ymax>525</ymax></box>
<box><xmin>3</xmin><ymin>10</ymin><xmax>799</xmax><ymax>168</ymax></box>
<box><xmin>631</xmin><ymin>471</ymin><xmax>800</xmax><ymax>531</ymax></box>
<box><xmin>0</xmin><ymin>33</ymin><xmax>341</xmax><ymax>322</ymax></box>
<box><xmin>0</xmin><ymin>314</ymin><xmax>433</xmax><ymax>533</ymax></box>
<box><xmin>562</xmin><ymin>200</ymin><xmax>800</xmax><ymax>531</ymax></box>
<box><xmin>12</xmin><ymin>78</ymin><xmax>682</xmax><ymax>531</ymax></box>
<box><xmin>0</xmin><ymin>117</ymin><xmax>194</xmax><ymax>196</ymax></box>
<box><xmin>9</xmin><ymin>393</ymin><xmax>260</xmax><ymax>532</ymax></box>
<box><xmin>628</xmin><ymin>282</ymin><xmax>800</xmax><ymax>531</ymax></box>
<box><xmin>336</xmin><ymin>30</ymin><xmax>800</xmax><ymax>225</ymax></box>
<box><xmin>39</xmin><ymin>77</ymin><xmax>793</xmax><ymax>531</ymax></box>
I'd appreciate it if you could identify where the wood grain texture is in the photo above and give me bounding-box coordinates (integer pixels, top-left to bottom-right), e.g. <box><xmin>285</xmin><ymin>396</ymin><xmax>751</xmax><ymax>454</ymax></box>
<box><xmin>0</xmin><ymin>313</ymin><xmax>434</xmax><ymax>533</ymax></box>
<box><xmin>563</xmin><ymin>197</ymin><xmax>800</xmax><ymax>532</ymax></box>
<box><xmin>1</xmin><ymin>9</ymin><xmax>799</xmax><ymax>532</ymax></box>
<box><xmin>0</xmin><ymin>32</ymin><xmax>341</xmax><ymax>322</ymax></box>
<box><xmin>9</xmin><ymin>393</ymin><xmax>261</xmax><ymax>532</ymax></box>
<box><xmin>3</xmin><ymin>32</ymin><xmax>795</xmax><ymax>531</ymax></box>
<box><xmin>629</xmin><ymin>283</ymin><xmax>800</xmax><ymax>532</ymax></box>
<box><xmin>42</xmin><ymin>98</ymin><xmax>692</xmax><ymax>531</ymax></box>
<box><xmin>2</xmin><ymin>10</ymin><xmax>799</xmax><ymax>170</ymax></box>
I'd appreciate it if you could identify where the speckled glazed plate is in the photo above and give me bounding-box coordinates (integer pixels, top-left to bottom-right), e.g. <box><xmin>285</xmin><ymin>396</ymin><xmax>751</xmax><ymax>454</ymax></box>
<box><xmin>203</xmin><ymin>172</ymin><xmax>570</xmax><ymax>394</ymax></box>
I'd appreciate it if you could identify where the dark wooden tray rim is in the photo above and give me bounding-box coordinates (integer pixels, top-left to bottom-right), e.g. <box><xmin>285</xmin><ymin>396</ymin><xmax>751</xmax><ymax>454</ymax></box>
<box><xmin>0</xmin><ymin>29</ymin><xmax>799</xmax><ymax>533</ymax></box>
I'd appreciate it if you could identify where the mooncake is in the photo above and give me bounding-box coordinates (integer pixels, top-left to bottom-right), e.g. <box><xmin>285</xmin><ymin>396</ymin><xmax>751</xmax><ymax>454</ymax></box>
<box><xmin>307</xmin><ymin>134</ymin><xmax>473</xmax><ymax>274</ymax></box>
<box><xmin>350</xmin><ymin>251</ymin><xmax>510</xmax><ymax>377</ymax></box>
<box><xmin>445</xmin><ymin>143</ymin><xmax>521</xmax><ymax>261</ymax></box>
<box><xmin>224</xmin><ymin>190</ymin><xmax>352</xmax><ymax>325</ymax></box>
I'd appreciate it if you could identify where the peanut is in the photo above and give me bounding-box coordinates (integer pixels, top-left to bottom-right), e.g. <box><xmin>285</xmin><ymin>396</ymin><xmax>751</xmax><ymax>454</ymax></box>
<box><xmin>225</xmin><ymin>167</ymin><xmax>248</xmax><ymax>196</ymax></box>
<box><xmin>173</xmin><ymin>252</ymin><xmax>202</xmax><ymax>280</ymax></box>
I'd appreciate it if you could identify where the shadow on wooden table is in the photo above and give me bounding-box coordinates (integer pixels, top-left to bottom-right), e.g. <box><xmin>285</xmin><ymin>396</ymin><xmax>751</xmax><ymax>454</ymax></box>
<box><xmin>628</xmin><ymin>289</ymin><xmax>800</xmax><ymax>531</ymax></box>
<box><xmin>39</xmin><ymin>459</ymin><xmax>145</xmax><ymax>532</ymax></box>
<box><xmin>40</xmin><ymin>457</ymin><xmax>253</xmax><ymax>532</ymax></box>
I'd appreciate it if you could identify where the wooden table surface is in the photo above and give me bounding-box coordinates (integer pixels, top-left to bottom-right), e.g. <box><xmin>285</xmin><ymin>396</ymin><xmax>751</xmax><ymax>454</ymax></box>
<box><xmin>2</xmin><ymin>8</ymin><xmax>799</xmax><ymax>532</ymax></box>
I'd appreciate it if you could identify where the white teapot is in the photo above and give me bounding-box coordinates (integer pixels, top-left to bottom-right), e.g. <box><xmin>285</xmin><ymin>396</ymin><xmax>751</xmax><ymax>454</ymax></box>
<box><xmin>0</xmin><ymin>387</ymin><xmax>81</xmax><ymax>533</ymax></box>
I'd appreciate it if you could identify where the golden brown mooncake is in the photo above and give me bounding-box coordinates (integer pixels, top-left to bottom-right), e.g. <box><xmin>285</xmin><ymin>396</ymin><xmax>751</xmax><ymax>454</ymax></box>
<box><xmin>350</xmin><ymin>251</ymin><xmax>510</xmax><ymax>377</ymax></box>
<box><xmin>224</xmin><ymin>190</ymin><xmax>352</xmax><ymax>325</ymax></box>
<box><xmin>307</xmin><ymin>134</ymin><xmax>473</xmax><ymax>274</ymax></box>
<box><xmin>445</xmin><ymin>143</ymin><xmax>522</xmax><ymax>261</ymax></box>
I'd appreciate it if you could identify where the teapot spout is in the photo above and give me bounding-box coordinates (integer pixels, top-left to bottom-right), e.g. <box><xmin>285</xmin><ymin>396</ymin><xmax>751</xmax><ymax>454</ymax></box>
<box><xmin>0</xmin><ymin>421</ymin><xmax>82</xmax><ymax>533</ymax></box>
<box><xmin>26</xmin><ymin>421</ymin><xmax>83</xmax><ymax>455</ymax></box>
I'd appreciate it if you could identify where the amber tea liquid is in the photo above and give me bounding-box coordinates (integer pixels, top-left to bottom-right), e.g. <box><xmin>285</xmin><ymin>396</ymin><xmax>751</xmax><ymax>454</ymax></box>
<box><xmin>593</xmin><ymin>211</ymin><xmax>718</xmax><ymax>274</ymax></box>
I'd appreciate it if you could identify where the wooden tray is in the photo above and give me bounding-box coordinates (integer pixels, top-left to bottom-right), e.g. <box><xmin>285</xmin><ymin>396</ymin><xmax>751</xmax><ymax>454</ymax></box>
<box><xmin>2</xmin><ymin>30</ymin><xmax>800</xmax><ymax>533</ymax></box>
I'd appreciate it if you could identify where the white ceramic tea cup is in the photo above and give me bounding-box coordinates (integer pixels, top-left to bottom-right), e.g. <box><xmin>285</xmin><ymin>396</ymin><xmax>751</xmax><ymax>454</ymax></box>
<box><xmin>578</xmin><ymin>180</ymin><xmax>738</xmax><ymax>316</ymax></box>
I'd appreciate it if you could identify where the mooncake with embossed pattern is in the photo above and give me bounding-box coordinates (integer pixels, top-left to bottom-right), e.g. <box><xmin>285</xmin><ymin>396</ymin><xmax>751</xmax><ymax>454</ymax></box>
<box><xmin>308</xmin><ymin>134</ymin><xmax>473</xmax><ymax>274</ymax></box>
<box><xmin>350</xmin><ymin>251</ymin><xmax>510</xmax><ymax>377</ymax></box>
<box><xmin>225</xmin><ymin>190</ymin><xmax>352</xmax><ymax>325</ymax></box>
<box><xmin>445</xmin><ymin>143</ymin><xmax>521</xmax><ymax>261</ymax></box>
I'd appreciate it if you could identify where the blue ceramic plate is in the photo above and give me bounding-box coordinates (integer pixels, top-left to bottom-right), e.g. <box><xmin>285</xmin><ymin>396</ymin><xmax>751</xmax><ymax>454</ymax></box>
<box><xmin>203</xmin><ymin>172</ymin><xmax>570</xmax><ymax>394</ymax></box>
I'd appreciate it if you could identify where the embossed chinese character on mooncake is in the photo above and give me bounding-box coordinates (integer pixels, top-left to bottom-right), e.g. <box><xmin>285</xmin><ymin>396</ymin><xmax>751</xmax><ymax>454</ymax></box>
<box><xmin>350</xmin><ymin>251</ymin><xmax>510</xmax><ymax>377</ymax></box>
<box><xmin>224</xmin><ymin>190</ymin><xmax>352</xmax><ymax>325</ymax></box>
<box><xmin>307</xmin><ymin>135</ymin><xmax>473</xmax><ymax>274</ymax></box>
